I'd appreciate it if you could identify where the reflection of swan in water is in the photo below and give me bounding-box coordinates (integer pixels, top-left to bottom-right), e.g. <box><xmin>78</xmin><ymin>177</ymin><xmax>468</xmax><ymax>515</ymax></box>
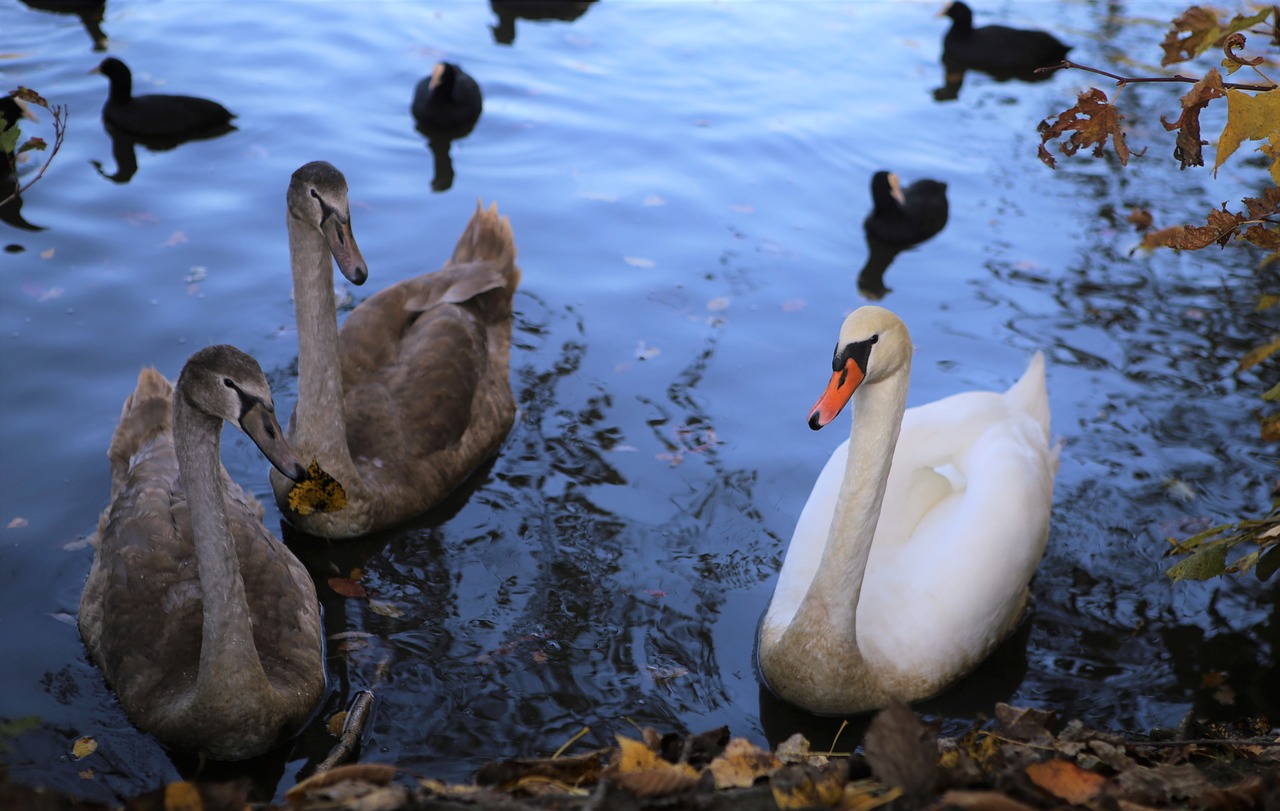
<box><xmin>934</xmin><ymin>1</ymin><xmax>1071</xmax><ymax>101</ymax></box>
<box><xmin>1</xmin><ymin>94</ymin><xmax>45</xmax><ymax>232</ymax></box>
<box><xmin>411</xmin><ymin>63</ymin><xmax>482</xmax><ymax>192</ymax></box>
<box><xmin>89</xmin><ymin>59</ymin><xmax>236</xmax><ymax>183</ymax></box>
<box><xmin>856</xmin><ymin>172</ymin><xmax>948</xmax><ymax>300</ymax></box>
<box><xmin>489</xmin><ymin>0</ymin><xmax>597</xmax><ymax>45</ymax></box>
<box><xmin>19</xmin><ymin>0</ymin><xmax>107</xmax><ymax>51</ymax></box>
<box><xmin>758</xmin><ymin>306</ymin><xmax>1057</xmax><ymax>714</ymax></box>
<box><xmin>79</xmin><ymin>345</ymin><xmax>325</xmax><ymax>760</ymax></box>
<box><xmin>269</xmin><ymin>162</ymin><xmax>521</xmax><ymax>539</ymax></box>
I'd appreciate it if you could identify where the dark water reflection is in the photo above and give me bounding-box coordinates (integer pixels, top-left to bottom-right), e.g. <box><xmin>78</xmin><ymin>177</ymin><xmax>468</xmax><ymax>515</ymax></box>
<box><xmin>18</xmin><ymin>0</ymin><xmax>107</xmax><ymax>52</ymax></box>
<box><xmin>1</xmin><ymin>0</ymin><xmax>1276</xmax><ymax>804</ymax></box>
<box><xmin>92</xmin><ymin>121</ymin><xmax>238</xmax><ymax>184</ymax></box>
<box><xmin>489</xmin><ymin>0</ymin><xmax>597</xmax><ymax>46</ymax></box>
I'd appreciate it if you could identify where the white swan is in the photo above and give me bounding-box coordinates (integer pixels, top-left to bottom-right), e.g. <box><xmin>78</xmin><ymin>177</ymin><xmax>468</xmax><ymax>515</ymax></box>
<box><xmin>758</xmin><ymin>306</ymin><xmax>1057</xmax><ymax>714</ymax></box>
<box><xmin>79</xmin><ymin>345</ymin><xmax>325</xmax><ymax>760</ymax></box>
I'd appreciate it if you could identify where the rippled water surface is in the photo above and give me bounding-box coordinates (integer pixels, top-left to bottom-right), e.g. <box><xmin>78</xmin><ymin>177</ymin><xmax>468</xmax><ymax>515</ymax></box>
<box><xmin>2</xmin><ymin>0</ymin><xmax>1276</xmax><ymax>803</ymax></box>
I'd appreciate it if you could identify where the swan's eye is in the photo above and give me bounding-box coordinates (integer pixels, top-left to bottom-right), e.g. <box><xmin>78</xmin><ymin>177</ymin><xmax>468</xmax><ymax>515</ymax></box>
<box><xmin>869</xmin><ymin>334</ymin><xmax>879</xmax><ymax>345</ymax></box>
<box><xmin>223</xmin><ymin>378</ymin><xmax>234</xmax><ymax>388</ymax></box>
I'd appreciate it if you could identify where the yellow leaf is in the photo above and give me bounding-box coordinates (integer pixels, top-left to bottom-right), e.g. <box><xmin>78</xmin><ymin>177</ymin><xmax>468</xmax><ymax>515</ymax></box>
<box><xmin>770</xmin><ymin>763</ymin><xmax>848</xmax><ymax>808</ymax></box>
<box><xmin>708</xmin><ymin>737</ymin><xmax>780</xmax><ymax>789</ymax></box>
<box><xmin>327</xmin><ymin>711</ymin><xmax>348</xmax><ymax>737</ymax></box>
<box><xmin>164</xmin><ymin>781</ymin><xmax>203</xmax><ymax>811</ymax></box>
<box><xmin>287</xmin><ymin>460</ymin><xmax>347</xmax><ymax>515</ymax></box>
<box><xmin>1240</xmin><ymin>336</ymin><xmax>1280</xmax><ymax>371</ymax></box>
<box><xmin>614</xmin><ymin>735</ymin><xmax>664</xmax><ymax>774</ymax></box>
<box><xmin>1214</xmin><ymin>89</ymin><xmax>1280</xmax><ymax>177</ymax></box>
<box><xmin>71</xmin><ymin>736</ymin><xmax>97</xmax><ymax>760</ymax></box>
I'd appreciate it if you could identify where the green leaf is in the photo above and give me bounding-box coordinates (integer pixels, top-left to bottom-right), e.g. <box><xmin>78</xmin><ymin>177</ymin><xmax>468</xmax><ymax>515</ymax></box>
<box><xmin>0</xmin><ymin>124</ymin><xmax>18</xmax><ymax>155</ymax></box>
<box><xmin>1264</xmin><ymin>381</ymin><xmax>1280</xmax><ymax>402</ymax></box>
<box><xmin>1221</xmin><ymin>8</ymin><xmax>1273</xmax><ymax>41</ymax></box>
<box><xmin>1166</xmin><ymin>544</ymin><xmax>1228</xmax><ymax>582</ymax></box>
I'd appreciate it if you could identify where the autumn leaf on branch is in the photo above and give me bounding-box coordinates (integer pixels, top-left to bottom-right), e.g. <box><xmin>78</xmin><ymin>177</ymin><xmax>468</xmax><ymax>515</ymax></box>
<box><xmin>1140</xmin><ymin>187</ymin><xmax>1280</xmax><ymax>256</ymax></box>
<box><xmin>1161</xmin><ymin>68</ymin><xmax>1226</xmax><ymax>169</ymax></box>
<box><xmin>1037</xmin><ymin>88</ymin><xmax>1139</xmax><ymax>168</ymax></box>
<box><xmin>1159</xmin><ymin>6</ymin><xmax>1272</xmax><ymax>66</ymax></box>
<box><xmin>1215</xmin><ymin>88</ymin><xmax>1280</xmax><ymax>182</ymax></box>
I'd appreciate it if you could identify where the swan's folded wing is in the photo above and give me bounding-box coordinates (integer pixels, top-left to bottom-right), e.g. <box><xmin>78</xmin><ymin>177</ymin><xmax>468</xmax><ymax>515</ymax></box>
<box><xmin>83</xmin><ymin>461</ymin><xmax>204</xmax><ymax>711</ymax></box>
<box><xmin>403</xmin><ymin>263</ymin><xmax>506</xmax><ymax>316</ymax></box>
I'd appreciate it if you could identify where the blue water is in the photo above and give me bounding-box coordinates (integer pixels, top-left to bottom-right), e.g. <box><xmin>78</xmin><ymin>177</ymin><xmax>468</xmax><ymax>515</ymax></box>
<box><xmin>1</xmin><ymin>0</ymin><xmax>1275</xmax><ymax>803</ymax></box>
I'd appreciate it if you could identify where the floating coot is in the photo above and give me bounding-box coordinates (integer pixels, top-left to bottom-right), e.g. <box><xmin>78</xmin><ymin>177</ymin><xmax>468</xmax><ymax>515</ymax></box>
<box><xmin>411</xmin><ymin>62</ymin><xmax>482</xmax><ymax>139</ymax></box>
<box><xmin>863</xmin><ymin>171</ymin><xmax>948</xmax><ymax>248</ymax></box>
<box><xmin>93</xmin><ymin>57</ymin><xmax>234</xmax><ymax>140</ymax></box>
<box><xmin>941</xmin><ymin>1</ymin><xmax>1071</xmax><ymax>75</ymax></box>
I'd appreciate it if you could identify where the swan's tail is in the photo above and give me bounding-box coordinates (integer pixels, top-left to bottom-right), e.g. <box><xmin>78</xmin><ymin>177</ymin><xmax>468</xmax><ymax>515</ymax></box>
<box><xmin>450</xmin><ymin>199</ymin><xmax>520</xmax><ymax>288</ymax></box>
<box><xmin>106</xmin><ymin>367</ymin><xmax>174</xmax><ymax>496</ymax></box>
<box><xmin>1005</xmin><ymin>351</ymin><xmax>1051</xmax><ymax>438</ymax></box>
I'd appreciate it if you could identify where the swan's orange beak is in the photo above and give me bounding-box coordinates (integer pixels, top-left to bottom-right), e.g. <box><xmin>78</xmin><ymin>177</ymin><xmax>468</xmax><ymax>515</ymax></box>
<box><xmin>808</xmin><ymin>359</ymin><xmax>864</xmax><ymax>430</ymax></box>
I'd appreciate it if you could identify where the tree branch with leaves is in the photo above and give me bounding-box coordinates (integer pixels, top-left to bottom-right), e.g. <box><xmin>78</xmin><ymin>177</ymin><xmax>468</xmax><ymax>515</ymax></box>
<box><xmin>1035</xmin><ymin>6</ymin><xmax>1279</xmax><ymax>581</ymax></box>
<box><xmin>1</xmin><ymin>87</ymin><xmax>68</xmax><ymax>208</ymax></box>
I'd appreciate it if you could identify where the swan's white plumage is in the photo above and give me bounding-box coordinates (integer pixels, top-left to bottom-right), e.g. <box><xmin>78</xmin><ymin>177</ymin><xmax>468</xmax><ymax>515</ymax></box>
<box><xmin>759</xmin><ymin>307</ymin><xmax>1057</xmax><ymax>714</ymax></box>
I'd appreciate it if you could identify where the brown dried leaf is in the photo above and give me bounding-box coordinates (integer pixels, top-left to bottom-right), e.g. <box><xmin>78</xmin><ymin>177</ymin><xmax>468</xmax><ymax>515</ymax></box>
<box><xmin>509</xmin><ymin>775</ymin><xmax>589</xmax><ymax>796</ymax></box>
<box><xmin>937</xmin><ymin>789</ymin><xmax>1040</xmax><ymax>810</ymax></box>
<box><xmin>612</xmin><ymin>768</ymin><xmax>699</xmax><ymax>797</ymax></box>
<box><xmin>162</xmin><ymin>782</ymin><xmax>202</xmax><ymax>811</ymax></box>
<box><xmin>1038</xmin><ymin>88</ymin><xmax>1136</xmax><ymax>168</ymax></box>
<box><xmin>775</xmin><ymin>733</ymin><xmax>819</xmax><ymax>765</ymax></box>
<box><xmin>1222</xmin><ymin>32</ymin><xmax>1264</xmax><ymax>71</ymax></box>
<box><xmin>768</xmin><ymin>761</ymin><xmax>848</xmax><ymax>810</ymax></box>
<box><xmin>1025</xmin><ymin>759</ymin><xmax>1109</xmax><ymax>805</ymax></box>
<box><xmin>863</xmin><ymin>700</ymin><xmax>937</xmax><ymax>804</ymax></box>
<box><xmin>708</xmin><ymin>737</ymin><xmax>780</xmax><ymax>789</ymax></box>
<box><xmin>995</xmin><ymin>704</ymin><xmax>1058</xmax><ymax>746</ymax></box>
<box><xmin>1174</xmin><ymin>205</ymin><xmax>1245</xmax><ymax>249</ymax></box>
<box><xmin>1127</xmin><ymin>208</ymin><xmax>1154</xmax><ymax>230</ymax></box>
<box><xmin>1160</xmin><ymin>6</ymin><xmax>1221</xmax><ymax>65</ymax></box>
<box><xmin>474</xmin><ymin>748</ymin><xmax>609</xmax><ymax>790</ymax></box>
<box><xmin>328</xmin><ymin>577</ymin><xmax>368</xmax><ymax>599</ymax></box>
<box><xmin>284</xmin><ymin>763</ymin><xmax>397</xmax><ymax>803</ymax></box>
<box><xmin>1244</xmin><ymin>187</ymin><xmax>1280</xmax><ymax>221</ymax></box>
<box><xmin>1160</xmin><ymin>7</ymin><xmax>1272</xmax><ymax>65</ymax></box>
<box><xmin>1161</xmin><ymin>69</ymin><xmax>1226</xmax><ymax>169</ymax></box>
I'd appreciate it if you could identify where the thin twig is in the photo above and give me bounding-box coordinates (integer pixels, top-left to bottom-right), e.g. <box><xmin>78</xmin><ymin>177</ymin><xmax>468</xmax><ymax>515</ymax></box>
<box><xmin>1129</xmin><ymin>737</ymin><xmax>1280</xmax><ymax>747</ymax></box>
<box><xmin>0</xmin><ymin>104</ymin><xmax>66</xmax><ymax>209</ymax></box>
<box><xmin>314</xmin><ymin>690</ymin><xmax>376</xmax><ymax>773</ymax></box>
<box><xmin>552</xmin><ymin>726</ymin><xmax>591</xmax><ymax>759</ymax></box>
<box><xmin>1035</xmin><ymin>60</ymin><xmax>1277</xmax><ymax>91</ymax></box>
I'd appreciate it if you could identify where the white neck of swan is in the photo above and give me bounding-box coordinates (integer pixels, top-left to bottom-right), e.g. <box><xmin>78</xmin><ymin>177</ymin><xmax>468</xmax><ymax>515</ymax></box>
<box><xmin>760</xmin><ymin>353</ymin><xmax>911</xmax><ymax>710</ymax></box>
<box><xmin>806</xmin><ymin>359</ymin><xmax>909</xmax><ymax>641</ymax></box>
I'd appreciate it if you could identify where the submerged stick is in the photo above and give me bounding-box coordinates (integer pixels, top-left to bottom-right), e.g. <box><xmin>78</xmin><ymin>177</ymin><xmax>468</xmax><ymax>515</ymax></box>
<box><xmin>315</xmin><ymin>690</ymin><xmax>376</xmax><ymax>773</ymax></box>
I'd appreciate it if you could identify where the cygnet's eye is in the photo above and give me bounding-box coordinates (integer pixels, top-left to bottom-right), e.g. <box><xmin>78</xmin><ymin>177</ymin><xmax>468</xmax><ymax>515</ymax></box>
<box><xmin>223</xmin><ymin>378</ymin><xmax>234</xmax><ymax>387</ymax></box>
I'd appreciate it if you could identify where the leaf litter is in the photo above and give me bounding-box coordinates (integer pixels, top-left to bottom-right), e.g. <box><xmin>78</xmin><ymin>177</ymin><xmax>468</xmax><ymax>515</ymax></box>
<box><xmin>32</xmin><ymin>700</ymin><xmax>1275</xmax><ymax>810</ymax></box>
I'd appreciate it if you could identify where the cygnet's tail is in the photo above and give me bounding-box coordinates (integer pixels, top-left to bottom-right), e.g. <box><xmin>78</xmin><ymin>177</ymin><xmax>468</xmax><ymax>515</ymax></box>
<box><xmin>107</xmin><ymin>367</ymin><xmax>174</xmax><ymax>494</ymax></box>
<box><xmin>450</xmin><ymin>199</ymin><xmax>520</xmax><ymax>289</ymax></box>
